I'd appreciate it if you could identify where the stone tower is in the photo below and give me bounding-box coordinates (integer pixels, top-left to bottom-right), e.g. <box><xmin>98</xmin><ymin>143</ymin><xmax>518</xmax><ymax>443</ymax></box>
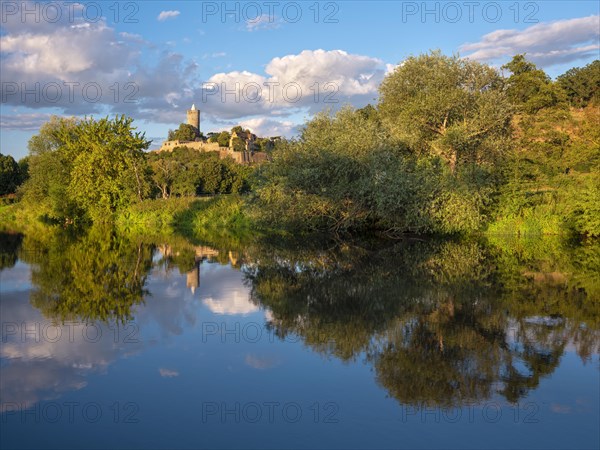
<box><xmin>186</xmin><ymin>264</ymin><xmax>200</xmax><ymax>294</ymax></box>
<box><xmin>187</xmin><ymin>104</ymin><xmax>200</xmax><ymax>132</ymax></box>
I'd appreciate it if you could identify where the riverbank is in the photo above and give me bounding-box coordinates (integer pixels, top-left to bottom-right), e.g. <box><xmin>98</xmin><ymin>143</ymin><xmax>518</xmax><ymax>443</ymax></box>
<box><xmin>0</xmin><ymin>194</ymin><xmax>594</xmax><ymax>242</ymax></box>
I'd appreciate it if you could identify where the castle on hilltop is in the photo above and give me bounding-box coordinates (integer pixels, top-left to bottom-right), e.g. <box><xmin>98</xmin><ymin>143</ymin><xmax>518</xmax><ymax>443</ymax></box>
<box><xmin>157</xmin><ymin>105</ymin><xmax>268</xmax><ymax>164</ymax></box>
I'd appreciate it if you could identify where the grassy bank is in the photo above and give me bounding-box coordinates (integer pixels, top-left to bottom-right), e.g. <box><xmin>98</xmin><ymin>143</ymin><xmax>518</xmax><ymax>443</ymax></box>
<box><xmin>114</xmin><ymin>194</ymin><xmax>269</xmax><ymax>248</ymax></box>
<box><xmin>2</xmin><ymin>191</ymin><xmax>595</xmax><ymax>243</ymax></box>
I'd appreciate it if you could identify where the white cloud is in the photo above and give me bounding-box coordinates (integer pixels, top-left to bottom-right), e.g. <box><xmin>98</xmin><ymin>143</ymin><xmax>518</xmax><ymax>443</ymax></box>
<box><xmin>197</xmin><ymin>263</ymin><xmax>257</xmax><ymax>315</ymax></box>
<box><xmin>159</xmin><ymin>368</ymin><xmax>180</xmax><ymax>377</ymax></box>
<box><xmin>0</xmin><ymin>6</ymin><xmax>386</xmax><ymax>136</ymax></box>
<box><xmin>202</xmin><ymin>52</ymin><xmax>227</xmax><ymax>59</ymax></box>
<box><xmin>0</xmin><ymin>21</ymin><xmax>135</xmax><ymax>78</ymax></box>
<box><xmin>246</xmin><ymin>14</ymin><xmax>281</xmax><ymax>31</ymax></box>
<box><xmin>0</xmin><ymin>113</ymin><xmax>55</xmax><ymax>131</ymax></box>
<box><xmin>203</xmin><ymin>291</ymin><xmax>258</xmax><ymax>315</ymax></box>
<box><xmin>239</xmin><ymin>117</ymin><xmax>297</xmax><ymax>138</ymax></box>
<box><xmin>0</xmin><ymin>17</ymin><xmax>146</xmax><ymax>115</ymax></box>
<box><xmin>157</xmin><ymin>10</ymin><xmax>180</xmax><ymax>21</ymax></box>
<box><xmin>245</xmin><ymin>354</ymin><xmax>281</xmax><ymax>370</ymax></box>
<box><xmin>200</xmin><ymin>49</ymin><xmax>386</xmax><ymax>120</ymax></box>
<box><xmin>461</xmin><ymin>15</ymin><xmax>600</xmax><ymax>67</ymax></box>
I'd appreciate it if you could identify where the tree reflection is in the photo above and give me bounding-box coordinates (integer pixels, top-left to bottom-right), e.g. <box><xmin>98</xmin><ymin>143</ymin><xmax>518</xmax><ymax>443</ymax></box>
<box><xmin>0</xmin><ymin>232</ymin><xmax>22</xmax><ymax>270</ymax></box>
<box><xmin>14</xmin><ymin>226</ymin><xmax>153</xmax><ymax>323</ymax></box>
<box><xmin>1</xmin><ymin>227</ymin><xmax>598</xmax><ymax>408</ymax></box>
<box><xmin>243</xmin><ymin>236</ymin><xmax>599</xmax><ymax>408</ymax></box>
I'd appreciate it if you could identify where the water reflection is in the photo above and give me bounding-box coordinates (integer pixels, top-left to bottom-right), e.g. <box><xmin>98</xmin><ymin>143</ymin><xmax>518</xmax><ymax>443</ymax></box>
<box><xmin>1</xmin><ymin>228</ymin><xmax>598</xmax><ymax>416</ymax></box>
<box><xmin>245</xmin><ymin>238</ymin><xmax>599</xmax><ymax>408</ymax></box>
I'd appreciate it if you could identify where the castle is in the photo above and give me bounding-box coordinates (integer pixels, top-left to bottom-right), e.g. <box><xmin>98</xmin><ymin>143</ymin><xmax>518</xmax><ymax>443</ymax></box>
<box><xmin>158</xmin><ymin>105</ymin><xmax>268</xmax><ymax>164</ymax></box>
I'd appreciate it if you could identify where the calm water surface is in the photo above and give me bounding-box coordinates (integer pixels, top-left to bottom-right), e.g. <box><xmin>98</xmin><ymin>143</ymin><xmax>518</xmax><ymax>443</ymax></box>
<box><xmin>0</xmin><ymin>230</ymin><xmax>598</xmax><ymax>449</ymax></box>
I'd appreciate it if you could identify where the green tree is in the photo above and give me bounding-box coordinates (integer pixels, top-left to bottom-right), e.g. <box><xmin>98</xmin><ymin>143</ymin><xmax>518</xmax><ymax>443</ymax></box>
<box><xmin>148</xmin><ymin>152</ymin><xmax>180</xmax><ymax>198</ymax></box>
<box><xmin>66</xmin><ymin>116</ymin><xmax>151</xmax><ymax>220</ymax></box>
<box><xmin>231</xmin><ymin>136</ymin><xmax>246</xmax><ymax>152</ymax></box>
<box><xmin>255</xmin><ymin>137</ymin><xmax>276</xmax><ymax>152</ymax></box>
<box><xmin>168</xmin><ymin>123</ymin><xmax>201</xmax><ymax>141</ymax></box>
<box><xmin>557</xmin><ymin>60</ymin><xmax>600</xmax><ymax>107</ymax></box>
<box><xmin>21</xmin><ymin>117</ymin><xmax>81</xmax><ymax>219</ymax></box>
<box><xmin>17</xmin><ymin>157</ymin><xmax>29</xmax><ymax>184</ymax></box>
<box><xmin>356</xmin><ymin>104</ymin><xmax>380</xmax><ymax>124</ymax></box>
<box><xmin>502</xmin><ymin>54</ymin><xmax>565</xmax><ymax>113</ymax></box>
<box><xmin>379</xmin><ymin>51</ymin><xmax>513</xmax><ymax>171</ymax></box>
<box><xmin>217</xmin><ymin>131</ymin><xmax>231</xmax><ymax>147</ymax></box>
<box><xmin>0</xmin><ymin>153</ymin><xmax>21</xmax><ymax>195</ymax></box>
<box><xmin>22</xmin><ymin>226</ymin><xmax>153</xmax><ymax>323</ymax></box>
<box><xmin>255</xmin><ymin>101</ymin><xmax>495</xmax><ymax>234</ymax></box>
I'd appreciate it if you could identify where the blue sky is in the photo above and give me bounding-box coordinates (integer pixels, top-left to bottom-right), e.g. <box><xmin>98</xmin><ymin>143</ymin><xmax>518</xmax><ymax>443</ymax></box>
<box><xmin>1</xmin><ymin>1</ymin><xmax>599</xmax><ymax>159</ymax></box>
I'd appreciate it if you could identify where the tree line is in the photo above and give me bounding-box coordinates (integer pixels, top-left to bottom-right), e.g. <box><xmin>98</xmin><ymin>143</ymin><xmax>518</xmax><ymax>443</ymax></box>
<box><xmin>1</xmin><ymin>52</ymin><xmax>598</xmax><ymax>235</ymax></box>
<box><xmin>251</xmin><ymin>53</ymin><xmax>599</xmax><ymax>236</ymax></box>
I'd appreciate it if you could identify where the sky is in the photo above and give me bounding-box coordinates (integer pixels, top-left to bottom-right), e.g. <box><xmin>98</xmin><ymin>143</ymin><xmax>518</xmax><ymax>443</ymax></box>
<box><xmin>1</xmin><ymin>0</ymin><xmax>599</xmax><ymax>159</ymax></box>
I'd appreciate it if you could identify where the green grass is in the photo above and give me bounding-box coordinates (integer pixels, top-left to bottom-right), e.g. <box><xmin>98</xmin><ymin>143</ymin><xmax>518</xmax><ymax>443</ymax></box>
<box><xmin>486</xmin><ymin>205</ymin><xmax>566</xmax><ymax>236</ymax></box>
<box><xmin>0</xmin><ymin>202</ymin><xmax>61</xmax><ymax>235</ymax></box>
<box><xmin>172</xmin><ymin>195</ymin><xmax>261</xmax><ymax>248</ymax></box>
<box><xmin>115</xmin><ymin>197</ymin><xmax>200</xmax><ymax>234</ymax></box>
<box><xmin>113</xmin><ymin>194</ymin><xmax>265</xmax><ymax>248</ymax></box>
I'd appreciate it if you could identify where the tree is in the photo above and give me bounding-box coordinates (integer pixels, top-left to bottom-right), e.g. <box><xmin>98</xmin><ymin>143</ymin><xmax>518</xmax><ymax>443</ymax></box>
<box><xmin>501</xmin><ymin>54</ymin><xmax>565</xmax><ymax>113</ymax></box>
<box><xmin>255</xmin><ymin>137</ymin><xmax>275</xmax><ymax>152</ymax></box>
<box><xmin>148</xmin><ymin>153</ymin><xmax>180</xmax><ymax>198</ymax></box>
<box><xmin>168</xmin><ymin>123</ymin><xmax>201</xmax><ymax>141</ymax></box>
<box><xmin>217</xmin><ymin>131</ymin><xmax>231</xmax><ymax>147</ymax></box>
<box><xmin>17</xmin><ymin>157</ymin><xmax>30</xmax><ymax>184</ymax></box>
<box><xmin>231</xmin><ymin>125</ymin><xmax>243</xmax><ymax>135</ymax></box>
<box><xmin>356</xmin><ymin>104</ymin><xmax>380</xmax><ymax>124</ymax></box>
<box><xmin>22</xmin><ymin>115</ymin><xmax>151</xmax><ymax>221</ymax></box>
<box><xmin>557</xmin><ymin>60</ymin><xmax>600</xmax><ymax>108</ymax></box>
<box><xmin>21</xmin><ymin>117</ymin><xmax>81</xmax><ymax>219</ymax></box>
<box><xmin>66</xmin><ymin>116</ymin><xmax>151</xmax><ymax>219</ymax></box>
<box><xmin>231</xmin><ymin>136</ymin><xmax>246</xmax><ymax>152</ymax></box>
<box><xmin>149</xmin><ymin>147</ymin><xmax>253</xmax><ymax>197</ymax></box>
<box><xmin>0</xmin><ymin>153</ymin><xmax>21</xmax><ymax>195</ymax></box>
<box><xmin>23</xmin><ymin>226</ymin><xmax>153</xmax><ymax>323</ymax></box>
<box><xmin>379</xmin><ymin>51</ymin><xmax>513</xmax><ymax>171</ymax></box>
<box><xmin>27</xmin><ymin>116</ymin><xmax>78</xmax><ymax>156</ymax></box>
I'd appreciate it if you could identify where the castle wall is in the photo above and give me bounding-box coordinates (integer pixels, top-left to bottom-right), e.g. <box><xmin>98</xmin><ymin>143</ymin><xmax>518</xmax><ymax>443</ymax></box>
<box><xmin>159</xmin><ymin>140</ymin><xmax>221</xmax><ymax>152</ymax></box>
<box><xmin>157</xmin><ymin>139</ymin><xmax>268</xmax><ymax>165</ymax></box>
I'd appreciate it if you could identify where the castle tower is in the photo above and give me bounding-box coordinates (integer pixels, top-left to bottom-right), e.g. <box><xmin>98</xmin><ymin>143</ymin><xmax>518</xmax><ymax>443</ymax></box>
<box><xmin>187</xmin><ymin>104</ymin><xmax>200</xmax><ymax>133</ymax></box>
<box><xmin>186</xmin><ymin>264</ymin><xmax>200</xmax><ymax>295</ymax></box>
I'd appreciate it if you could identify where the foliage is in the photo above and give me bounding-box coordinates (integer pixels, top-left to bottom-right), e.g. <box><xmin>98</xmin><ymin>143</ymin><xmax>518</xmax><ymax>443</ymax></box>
<box><xmin>557</xmin><ymin>60</ymin><xmax>600</xmax><ymax>108</ymax></box>
<box><xmin>5</xmin><ymin>52</ymin><xmax>599</xmax><ymax>238</ymax></box>
<box><xmin>502</xmin><ymin>54</ymin><xmax>565</xmax><ymax>113</ymax></box>
<box><xmin>254</xmin><ymin>137</ymin><xmax>276</xmax><ymax>152</ymax></box>
<box><xmin>231</xmin><ymin>136</ymin><xmax>246</xmax><ymax>152</ymax></box>
<box><xmin>67</xmin><ymin>116</ymin><xmax>151</xmax><ymax>221</ymax></box>
<box><xmin>216</xmin><ymin>131</ymin><xmax>231</xmax><ymax>147</ymax></box>
<box><xmin>115</xmin><ymin>197</ymin><xmax>199</xmax><ymax>234</ymax></box>
<box><xmin>20</xmin><ymin>117</ymin><xmax>81</xmax><ymax>219</ymax></box>
<box><xmin>172</xmin><ymin>195</ymin><xmax>258</xmax><ymax>247</ymax></box>
<box><xmin>168</xmin><ymin>123</ymin><xmax>201</xmax><ymax>141</ymax></box>
<box><xmin>17</xmin><ymin>157</ymin><xmax>29</xmax><ymax>184</ymax></box>
<box><xmin>253</xmin><ymin>103</ymin><xmax>496</xmax><ymax>234</ymax></box>
<box><xmin>0</xmin><ymin>153</ymin><xmax>22</xmax><ymax>195</ymax></box>
<box><xmin>148</xmin><ymin>147</ymin><xmax>253</xmax><ymax>198</ymax></box>
<box><xmin>241</xmin><ymin>235</ymin><xmax>599</xmax><ymax>406</ymax></box>
<box><xmin>17</xmin><ymin>226</ymin><xmax>153</xmax><ymax>323</ymax></box>
<box><xmin>489</xmin><ymin>103</ymin><xmax>600</xmax><ymax>236</ymax></box>
<box><xmin>379</xmin><ymin>51</ymin><xmax>513</xmax><ymax>171</ymax></box>
<box><xmin>20</xmin><ymin>115</ymin><xmax>151</xmax><ymax>222</ymax></box>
